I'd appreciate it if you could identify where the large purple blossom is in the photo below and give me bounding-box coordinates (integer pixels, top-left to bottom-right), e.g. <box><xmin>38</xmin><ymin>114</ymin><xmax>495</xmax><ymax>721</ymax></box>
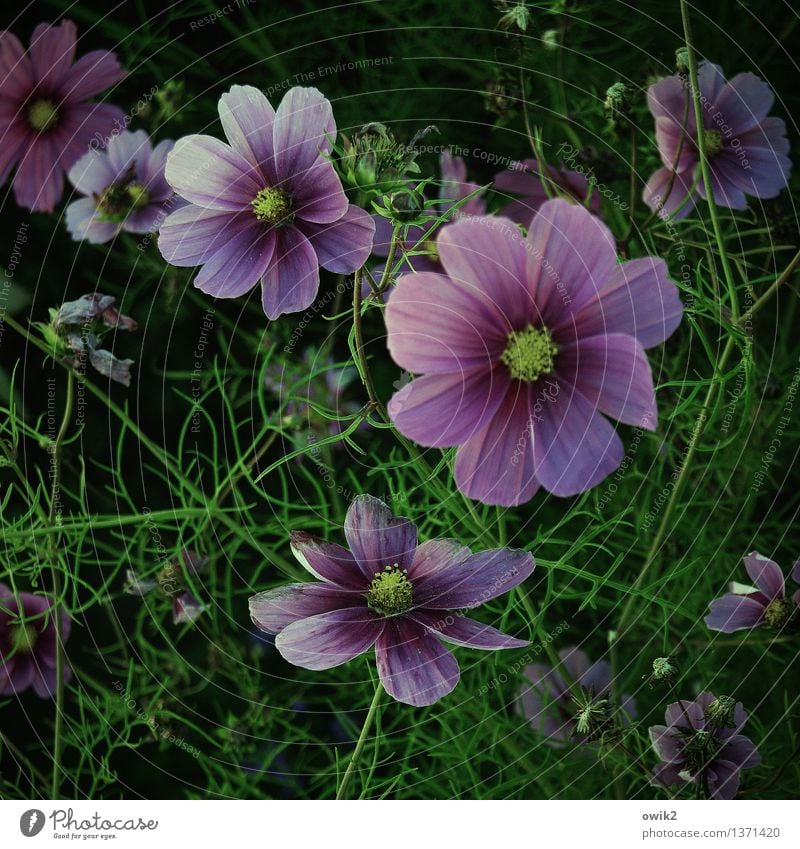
<box><xmin>249</xmin><ymin>495</ymin><xmax>534</xmax><ymax>707</ymax></box>
<box><xmin>0</xmin><ymin>583</ymin><xmax>71</xmax><ymax>698</ymax></box>
<box><xmin>643</xmin><ymin>62</ymin><xmax>790</xmax><ymax>219</ymax></box>
<box><xmin>650</xmin><ymin>692</ymin><xmax>761</xmax><ymax>800</ymax></box>
<box><xmin>66</xmin><ymin>129</ymin><xmax>178</xmax><ymax>243</ymax></box>
<box><xmin>158</xmin><ymin>85</ymin><xmax>375</xmax><ymax>319</ymax></box>
<box><xmin>385</xmin><ymin>200</ymin><xmax>683</xmax><ymax>506</ymax></box>
<box><xmin>705</xmin><ymin>551</ymin><xmax>799</xmax><ymax>633</ymax></box>
<box><xmin>493</xmin><ymin>158</ymin><xmax>601</xmax><ymax>228</ymax></box>
<box><xmin>519</xmin><ymin>646</ymin><xmax>636</xmax><ymax>745</ymax></box>
<box><xmin>0</xmin><ymin>20</ymin><xmax>126</xmax><ymax>212</ymax></box>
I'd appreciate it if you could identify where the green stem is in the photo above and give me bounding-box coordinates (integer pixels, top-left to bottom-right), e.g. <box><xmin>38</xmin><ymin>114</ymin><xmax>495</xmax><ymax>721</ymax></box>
<box><xmin>336</xmin><ymin>681</ymin><xmax>383</xmax><ymax>799</ymax></box>
<box><xmin>49</xmin><ymin>369</ymin><xmax>74</xmax><ymax>799</ymax></box>
<box><xmin>737</xmin><ymin>247</ymin><xmax>800</xmax><ymax>327</ymax></box>
<box><xmin>679</xmin><ymin>0</ymin><xmax>740</xmax><ymax>321</ymax></box>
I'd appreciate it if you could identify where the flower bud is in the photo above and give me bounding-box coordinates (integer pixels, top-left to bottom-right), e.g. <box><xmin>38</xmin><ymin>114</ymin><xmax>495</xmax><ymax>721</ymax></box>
<box><xmin>604</xmin><ymin>82</ymin><xmax>633</xmax><ymax>126</ymax></box>
<box><xmin>704</xmin><ymin>695</ymin><xmax>737</xmax><ymax>732</ymax></box>
<box><xmin>644</xmin><ymin>656</ymin><xmax>678</xmax><ymax>688</ymax></box>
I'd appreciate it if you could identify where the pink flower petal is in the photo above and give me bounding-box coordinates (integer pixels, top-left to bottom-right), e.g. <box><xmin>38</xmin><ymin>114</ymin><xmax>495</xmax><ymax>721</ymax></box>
<box><xmin>249</xmin><ymin>583</ymin><xmax>364</xmax><ymax>635</ymax></box>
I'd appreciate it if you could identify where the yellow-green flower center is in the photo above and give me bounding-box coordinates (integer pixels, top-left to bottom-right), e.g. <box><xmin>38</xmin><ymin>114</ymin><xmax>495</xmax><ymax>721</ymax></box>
<box><xmin>28</xmin><ymin>98</ymin><xmax>59</xmax><ymax>132</ymax></box>
<box><xmin>367</xmin><ymin>564</ymin><xmax>413</xmax><ymax>616</ymax></box>
<box><xmin>9</xmin><ymin>622</ymin><xmax>39</xmax><ymax>655</ymax></box>
<box><xmin>764</xmin><ymin>597</ymin><xmax>793</xmax><ymax>629</ymax></box>
<box><xmin>703</xmin><ymin>129</ymin><xmax>724</xmax><ymax>158</ymax></box>
<box><xmin>501</xmin><ymin>325</ymin><xmax>558</xmax><ymax>382</ymax></box>
<box><xmin>97</xmin><ymin>181</ymin><xmax>151</xmax><ymax>222</ymax></box>
<box><xmin>251</xmin><ymin>187</ymin><xmax>292</xmax><ymax>225</ymax></box>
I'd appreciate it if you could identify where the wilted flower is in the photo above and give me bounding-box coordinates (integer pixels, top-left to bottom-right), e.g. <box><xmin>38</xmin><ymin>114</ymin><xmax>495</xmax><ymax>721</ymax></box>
<box><xmin>158</xmin><ymin>85</ymin><xmax>374</xmax><ymax>319</ymax></box>
<box><xmin>643</xmin><ymin>62</ymin><xmax>791</xmax><ymax>219</ymax></box>
<box><xmin>0</xmin><ymin>583</ymin><xmax>71</xmax><ymax>698</ymax></box>
<box><xmin>650</xmin><ymin>692</ymin><xmax>761</xmax><ymax>799</ymax></box>
<box><xmin>493</xmin><ymin>158</ymin><xmax>601</xmax><ymax>228</ymax></box>
<box><xmin>263</xmin><ymin>346</ymin><xmax>360</xmax><ymax>443</ymax></box>
<box><xmin>125</xmin><ymin>549</ymin><xmax>207</xmax><ymax>625</ymax></box>
<box><xmin>385</xmin><ymin>201</ymin><xmax>683</xmax><ymax>505</ymax></box>
<box><xmin>519</xmin><ymin>646</ymin><xmax>636</xmax><ymax>745</ymax></box>
<box><xmin>41</xmin><ymin>293</ymin><xmax>137</xmax><ymax>386</ymax></box>
<box><xmin>65</xmin><ymin>129</ymin><xmax>178</xmax><ymax>243</ymax></box>
<box><xmin>483</xmin><ymin>72</ymin><xmax>520</xmax><ymax>117</ymax></box>
<box><xmin>0</xmin><ymin>20</ymin><xmax>126</xmax><ymax>212</ymax></box>
<box><xmin>249</xmin><ymin>495</ymin><xmax>534</xmax><ymax>707</ymax></box>
<box><xmin>705</xmin><ymin>551</ymin><xmax>799</xmax><ymax>633</ymax></box>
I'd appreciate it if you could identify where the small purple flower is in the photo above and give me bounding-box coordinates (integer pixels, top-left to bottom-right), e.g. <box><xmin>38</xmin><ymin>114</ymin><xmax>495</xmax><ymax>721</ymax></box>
<box><xmin>385</xmin><ymin>200</ymin><xmax>683</xmax><ymax>506</ymax></box>
<box><xmin>249</xmin><ymin>495</ymin><xmax>534</xmax><ymax>707</ymax></box>
<box><xmin>0</xmin><ymin>20</ymin><xmax>126</xmax><ymax>212</ymax></box>
<box><xmin>519</xmin><ymin>646</ymin><xmax>636</xmax><ymax>745</ymax></box>
<box><xmin>650</xmin><ymin>692</ymin><xmax>761</xmax><ymax>799</ymax></box>
<box><xmin>158</xmin><ymin>85</ymin><xmax>375</xmax><ymax>319</ymax></box>
<box><xmin>65</xmin><ymin>129</ymin><xmax>178</xmax><ymax>243</ymax></box>
<box><xmin>492</xmin><ymin>158</ymin><xmax>601</xmax><ymax>228</ymax></box>
<box><xmin>124</xmin><ymin>549</ymin><xmax>207</xmax><ymax>625</ymax></box>
<box><xmin>0</xmin><ymin>583</ymin><xmax>71</xmax><ymax>698</ymax></box>
<box><xmin>704</xmin><ymin>551</ymin><xmax>799</xmax><ymax>633</ymax></box>
<box><xmin>365</xmin><ymin>149</ymin><xmax>487</xmax><ymax>297</ymax></box>
<box><xmin>643</xmin><ymin>62</ymin><xmax>790</xmax><ymax>219</ymax></box>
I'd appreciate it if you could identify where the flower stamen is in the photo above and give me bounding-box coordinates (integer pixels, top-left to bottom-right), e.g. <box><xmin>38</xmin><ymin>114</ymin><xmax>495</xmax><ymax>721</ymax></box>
<box><xmin>501</xmin><ymin>325</ymin><xmax>558</xmax><ymax>382</ymax></box>
<box><xmin>28</xmin><ymin>98</ymin><xmax>59</xmax><ymax>132</ymax></box>
<box><xmin>251</xmin><ymin>187</ymin><xmax>292</xmax><ymax>225</ymax></box>
<box><xmin>367</xmin><ymin>563</ymin><xmax>413</xmax><ymax>616</ymax></box>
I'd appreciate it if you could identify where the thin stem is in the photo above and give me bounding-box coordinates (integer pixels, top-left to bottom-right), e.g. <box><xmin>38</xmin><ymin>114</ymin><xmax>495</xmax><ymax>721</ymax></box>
<box><xmin>679</xmin><ymin>0</ymin><xmax>740</xmax><ymax>321</ymax></box>
<box><xmin>49</xmin><ymin>369</ymin><xmax>74</xmax><ymax>799</ymax></box>
<box><xmin>336</xmin><ymin>681</ymin><xmax>383</xmax><ymax>799</ymax></box>
<box><xmin>627</xmin><ymin>120</ymin><xmax>637</xmax><ymax>231</ymax></box>
<box><xmin>737</xmin><ymin>247</ymin><xmax>800</xmax><ymax>327</ymax></box>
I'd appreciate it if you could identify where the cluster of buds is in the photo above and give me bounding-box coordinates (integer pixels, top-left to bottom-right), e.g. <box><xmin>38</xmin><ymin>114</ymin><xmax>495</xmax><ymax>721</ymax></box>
<box><xmin>38</xmin><ymin>293</ymin><xmax>137</xmax><ymax>387</ymax></box>
<box><xmin>339</xmin><ymin>122</ymin><xmax>424</xmax><ymax>195</ymax></box>
<box><xmin>643</xmin><ymin>656</ymin><xmax>679</xmax><ymax>689</ymax></box>
<box><xmin>604</xmin><ymin>81</ymin><xmax>634</xmax><ymax>129</ymax></box>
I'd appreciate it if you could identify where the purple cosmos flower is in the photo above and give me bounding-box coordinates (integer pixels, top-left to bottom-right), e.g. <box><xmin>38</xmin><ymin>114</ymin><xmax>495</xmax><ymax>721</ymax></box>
<box><xmin>643</xmin><ymin>62</ymin><xmax>790</xmax><ymax>219</ymax></box>
<box><xmin>385</xmin><ymin>200</ymin><xmax>683</xmax><ymax>506</ymax></box>
<box><xmin>0</xmin><ymin>20</ymin><xmax>126</xmax><ymax>212</ymax></box>
<box><xmin>519</xmin><ymin>646</ymin><xmax>636</xmax><ymax>745</ymax></box>
<box><xmin>650</xmin><ymin>692</ymin><xmax>761</xmax><ymax>799</ymax></box>
<box><xmin>158</xmin><ymin>84</ymin><xmax>375</xmax><ymax>319</ymax></box>
<box><xmin>249</xmin><ymin>495</ymin><xmax>534</xmax><ymax>707</ymax></box>
<box><xmin>0</xmin><ymin>583</ymin><xmax>71</xmax><ymax>698</ymax></box>
<box><xmin>124</xmin><ymin>549</ymin><xmax>207</xmax><ymax>625</ymax></box>
<box><xmin>365</xmin><ymin>149</ymin><xmax>488</xmax><ymax>297</ymax></box>
<box><xmin>493</xmin><ymin>158</ymin><xmax>601</xmax><ymax>228</ymax></box>
<box><xmin>65</xmin><ymin>129</ymin><xmax>178</xmax><ymax>243</ymax></box>
<box><xmin>705</xmin><ymin>551</ymin><xmax>799</xmax><ymax>633</ymax></box>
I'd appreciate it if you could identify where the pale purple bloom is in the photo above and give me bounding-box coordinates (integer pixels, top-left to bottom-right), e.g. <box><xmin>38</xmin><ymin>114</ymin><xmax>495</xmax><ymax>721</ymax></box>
<box><xmin>705</xmin><ymin>551</ymin><xmax>799</xmax><ymax>633</ymax></box>
<box><xmin>650</xmin><ymin>692</ymin><xmax>761</xmax><ymax>800</ymax></box>
<box><xmin>385</xmin><ymin>200</ymin><xmax>683</xmax><ymax>506</ymax></box>
<box><xmin>158</xmin><ymin>85</ymin><xmax>375</xmax><ymax>319</ymax></box>
<box><xmin>0</xmin><ymin>583</ymin><xmax>71</xmax><ymax>698</ymax></box>
<box><xmin>366</xmin><ymin>149</ymin><xmax>487</xmax><ymax>297</ymax></box>
<box><xmin>519</xmin><ymin>646</ymin><xmax>636</xmax><ymax>745</ymax></box>
<box><xmin>0</xmin><ymin>20</ymin><xmax>126</xmax><ymax>212</ymax></box>
<box><xmin>493</xmin><ymin>158</ymin><xmax>601</xmax><ymax>228</ymax></box>
<box><xmin>249</xmin><ymin>495</ymin><xmax>534</xmax><ymax>707</ymax></box>
<box><xmin>65</xmin><ymin>129</ymin><xmax>177</xmax><ymax>243</ymax></box>
<box><xmin>643</xmin><ymin>62</ymin><xmax>790</xmax><ymax>219</ymax></box>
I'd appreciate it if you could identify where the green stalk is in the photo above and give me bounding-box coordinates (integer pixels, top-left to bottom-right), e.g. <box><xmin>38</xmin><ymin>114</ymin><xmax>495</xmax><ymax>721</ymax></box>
<box><xmin>336</xmin><ymin>681</ymin><xmax>383</xmax><ymax>799</ymax></box>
